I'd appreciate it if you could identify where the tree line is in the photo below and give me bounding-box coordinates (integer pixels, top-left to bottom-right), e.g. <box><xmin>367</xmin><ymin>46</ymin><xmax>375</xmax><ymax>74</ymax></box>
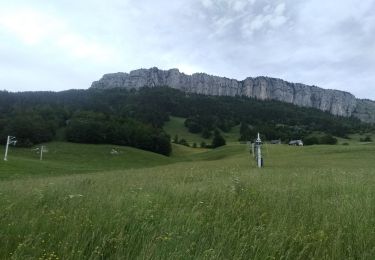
<box><xmin>0</xmin><ymin>86</ymin><xmax>372</xmax><ymax>154</ymax></box>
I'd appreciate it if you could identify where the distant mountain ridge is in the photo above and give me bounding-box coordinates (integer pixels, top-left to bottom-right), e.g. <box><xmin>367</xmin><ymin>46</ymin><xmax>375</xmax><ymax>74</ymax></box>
<box><xmin>91</xmin><ymin>67</ymin><xmax>375</xmax><ymax>123</ymax></box>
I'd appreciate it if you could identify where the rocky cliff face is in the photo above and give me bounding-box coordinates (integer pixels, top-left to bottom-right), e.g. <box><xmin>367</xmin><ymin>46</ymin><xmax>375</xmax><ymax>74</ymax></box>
<box><xmin>91</xmin><ymin>67</ymin><xmax>374</xmax><ymax>122</ymax></box>
<box><xmin>352</xmin><ymin>100</ymin><xmax>375</xmax><ymax>123</ymax></box>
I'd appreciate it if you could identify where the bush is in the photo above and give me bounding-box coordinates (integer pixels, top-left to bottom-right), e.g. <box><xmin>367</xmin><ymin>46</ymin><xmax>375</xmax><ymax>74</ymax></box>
<box><xmin>303</xmin><ymin>134</ymin><xmax>338</xmax><ymax>146</ymax></box>
<box><xmin>360</xmin><ymin>136</ymin><xmax>372</xmax><ymax>142</ymax></box>
<box><xmin>303</xmin><ymin>136</ymin><xmax>320</xmax><ymax>146</ymax></box>
<box><xmin>178</xmin><ymin>139</ymin><xmax>190</xmax><ymax>147</ymax></box>
<box><xmin>320</xmin><ymin>134</ymin><xmax>338</xmax><ymax>145</ymax></box>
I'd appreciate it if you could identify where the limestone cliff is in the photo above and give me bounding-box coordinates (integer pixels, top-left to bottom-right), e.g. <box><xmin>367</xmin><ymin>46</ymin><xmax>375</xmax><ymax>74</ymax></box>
<box><xmin>91</xmin><ymin>67</ymin><xmax>374</xmax><ymax>122</ymax></box>
<box><xmin>352</xmin><ymin>100</ymin><xmax>375</xmax><ymax>123</ymax></box>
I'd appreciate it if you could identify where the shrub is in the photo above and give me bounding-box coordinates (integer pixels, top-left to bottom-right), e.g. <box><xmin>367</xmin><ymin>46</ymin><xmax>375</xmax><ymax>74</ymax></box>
<box><xmin>320</xmin><ymin>134</ymin><xmax>338</xmax><ymax>145</ymax></box>
<box><xmin>178</xmin><ymin>139</ymin><xmax>190</xmax><ymax>147</ymax></box>
<box><xmin>303</xmin><ymin>134</ymin><xmax>338</xmax><ymax>145</ymax></box>
<box><xmin>303</xmin><ymin>136</ymin><xmax>320</xmax><ymax>146</ymax></box>
<box><xmin>360</xmin><ymin>136</ymin><xmax>372</xmax><ymax>142</ymax></box>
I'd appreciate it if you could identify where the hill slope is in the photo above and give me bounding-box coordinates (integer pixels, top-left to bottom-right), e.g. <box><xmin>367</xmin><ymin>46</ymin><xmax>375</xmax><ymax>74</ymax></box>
<box><xmin>164</xmin><ymin>116</ymin><xmax>240</xmax><ymax>146</ymax></box>
<box><xmin>0</xmin><ymin>142</ymin><xmax>173</xmax><ymax>179</ymax></box>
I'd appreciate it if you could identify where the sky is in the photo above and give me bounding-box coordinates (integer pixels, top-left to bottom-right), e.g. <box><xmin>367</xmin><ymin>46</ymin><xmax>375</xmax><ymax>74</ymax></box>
<box><xmin>0</xmin><ymin>0</ymin><xmax>374</xmax><ymax>99</ymax></box>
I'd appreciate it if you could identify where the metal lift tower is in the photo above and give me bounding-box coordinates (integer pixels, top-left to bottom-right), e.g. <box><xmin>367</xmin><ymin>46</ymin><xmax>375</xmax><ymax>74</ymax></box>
<box><xmin>4</xmin><ymin>136</ymin><xmax>17</xmax><ymax>161</ymax></box>
<box><xmin>255</xmin><ymin>133</ymin><xmax>263</xmax><ymax>168</ymax></box>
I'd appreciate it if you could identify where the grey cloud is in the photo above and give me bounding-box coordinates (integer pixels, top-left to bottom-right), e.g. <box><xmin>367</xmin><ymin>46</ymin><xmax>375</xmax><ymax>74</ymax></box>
<box><xmin>0</xmin><ymin>0</ymin><xmax>374</xmax><ymax>99</ymax></box>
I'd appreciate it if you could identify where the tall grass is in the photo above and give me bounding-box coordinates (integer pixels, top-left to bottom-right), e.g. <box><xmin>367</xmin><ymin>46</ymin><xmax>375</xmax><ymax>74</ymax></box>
<box><xmin>0</xmin><ymin>143</ymin><xmax>375</xmax><ymax>259</ymax></box>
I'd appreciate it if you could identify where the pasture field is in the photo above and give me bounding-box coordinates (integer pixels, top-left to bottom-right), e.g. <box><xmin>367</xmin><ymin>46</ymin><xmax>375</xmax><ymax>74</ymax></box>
<box><xmin>163</xmin><ymin>116</ymin><xmax>241</xmax><ymax>146</ymax></box>
<box><xmin>0</xmin><ymin>142</ymin><xmax>375</xmax><ymax>259</ymax></box>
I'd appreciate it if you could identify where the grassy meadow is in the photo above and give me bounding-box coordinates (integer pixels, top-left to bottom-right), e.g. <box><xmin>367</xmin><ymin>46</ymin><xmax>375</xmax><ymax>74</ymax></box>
<box><xmin>1</xmin><ymin>139</ymin><xmax>375</xmax><ymax>259</ymax></box>
<box><xmin>164</xmin><ymin>116</ymin><xmax>241</xmax><ymax>146</ymax></box>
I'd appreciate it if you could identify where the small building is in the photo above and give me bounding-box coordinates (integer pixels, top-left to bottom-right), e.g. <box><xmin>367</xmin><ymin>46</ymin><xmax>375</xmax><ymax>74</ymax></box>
<box><xmin>289</xmin><ymin>140</ymin><xmax>304</xmax><ymax>146</ymax></box>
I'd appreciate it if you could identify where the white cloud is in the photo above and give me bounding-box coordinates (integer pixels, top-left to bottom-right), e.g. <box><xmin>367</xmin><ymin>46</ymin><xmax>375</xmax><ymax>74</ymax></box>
<box><xmin>177</xmin><ymin>64</ymin><xmax>203</xmax><ymax>75</ymax></box>
<box><xmin>274</xmin><ymin>3</ymin><xmax>286</xmax><ymax>15</ymax></box>
<box><xmin>240</xmin><ymin>3</ymin><xmax>289</xmax><ymax>36</ymax></box>
<box><xmin>269</xmin><ymin>15</ymin><xmax>287</xmax><ymax>28</ymax></box>
<box><xmin>57</xmin><ymin>34</ymin><xmax>114</xmax><ymax>62</ymax></box>
<box><xmin>0</xmin><ymin>6</ymin><xmax>115</xmax><ymax>63</ymax></box>
<box><xmin>233</xmin><ymin>1</ymin><xmax>248</xmax><ymax>12</ymax></box>
<box><xmin>0</xmin><ymin>8</ymin><xmax>61</xmax><ymax>45</ymax></box>
<box><xmin>250</xmin><ymin>15</ymin><xmax>267</xmax><ymax>31</ymax></box>
<box><xmin>0</xmin><ymin>0</ymin><xmax>374</xmax><ymax>99</ymax></box>
<box><xmin>202</xmin><ymin>0</ymin><xmax>214</xmax><ymax>8</ymax></box>
<box><xmin>263</xmin><ymin>4</ymin><xmax>271</xmax><ymax>12</ymax></box>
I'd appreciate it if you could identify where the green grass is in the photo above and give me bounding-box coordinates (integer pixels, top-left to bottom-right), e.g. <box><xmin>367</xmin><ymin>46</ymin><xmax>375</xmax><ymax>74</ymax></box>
<box><xmin>164</xmin><ymin>116</ymin><xmax>240</xmax><ymax>146</ymax></box>
<box><xmin>164</xmin><ymin>116</ymin><xmax>207</xmax><ymax>146</ymax></box>
<box><xmin>221</xmin><ymin>124</ymin><xmax>241</xmax><ymax>143</ymax></box>
<box><xmin>342</xmin><ymin>132</ymin><xmax>375</xmax><ymax>145</ymax></box>
<box><xmin>0</xmin><ymin>142</ymin><xmax>173</xmax><ymax>180</ymax></box>
<box><xmin>1</xmin><ymin>142</ymin><xmax>375</xmax><ymax>259</ymax></box>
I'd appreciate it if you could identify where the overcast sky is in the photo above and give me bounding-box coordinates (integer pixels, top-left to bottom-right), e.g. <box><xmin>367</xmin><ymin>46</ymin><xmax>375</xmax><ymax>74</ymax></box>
<box><xmin>1</xmin><ymin>0</ymin><xmax>374</xmax><ymax>99</ymax></box>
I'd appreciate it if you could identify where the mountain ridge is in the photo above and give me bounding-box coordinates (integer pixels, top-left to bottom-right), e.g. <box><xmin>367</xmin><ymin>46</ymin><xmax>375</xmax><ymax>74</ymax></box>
<box><xmin>91</xmin><ymin>67</ymin><xmax>375</xmax><ymax>123</ymax></box>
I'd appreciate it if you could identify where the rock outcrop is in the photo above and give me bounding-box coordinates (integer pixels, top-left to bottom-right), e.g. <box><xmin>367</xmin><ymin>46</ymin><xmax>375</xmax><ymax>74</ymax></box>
<box><xmin>352</xmin><ymin>100</ymin><xmax>375</xmax><ymax>123</ymax></box>
<box><xmin>91</xmin><ymin>67</ymin><xmax>375</xmax><ymax>122</ymax></box>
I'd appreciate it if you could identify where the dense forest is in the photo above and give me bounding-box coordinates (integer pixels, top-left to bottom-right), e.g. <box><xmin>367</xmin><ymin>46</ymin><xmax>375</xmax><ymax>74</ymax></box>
<box><xmin>0</xmin><ymin>86</ymin><xmax>372</xmax><ymax>155</ymax></box>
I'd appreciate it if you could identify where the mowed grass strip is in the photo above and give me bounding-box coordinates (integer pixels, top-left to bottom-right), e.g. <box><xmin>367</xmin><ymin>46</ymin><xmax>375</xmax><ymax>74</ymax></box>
<box><xmin>0</xmin><ymin>143</ymin><xmax>375</xmax><ymax>259</ymax></box>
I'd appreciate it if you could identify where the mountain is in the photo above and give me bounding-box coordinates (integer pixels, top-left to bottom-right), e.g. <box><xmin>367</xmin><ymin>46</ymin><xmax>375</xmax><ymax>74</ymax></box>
<box><xmin>91</xmin><ymin>67</ymin><xmax>375</xmax><ymax>123</ymax></box>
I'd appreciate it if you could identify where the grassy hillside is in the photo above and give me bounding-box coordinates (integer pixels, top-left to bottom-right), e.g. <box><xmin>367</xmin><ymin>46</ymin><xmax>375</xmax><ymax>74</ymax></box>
<box><xmin>165</xmin><ymin>117</ymin><xmax>375</xmax><ymax>146</ymax></box>
<box><xmin>0</xmin><ymin>142</ymin><xmax>173</xmax><ymax>180</ymax></box>
<box><xmin>1</xmin><ymin>142</ymin><xmax>375</xmax><ymax>259</ymax></box>
<box><xmin>164</xmin><ymin>116</ymin><xmax>207</xmax><ymax>145</ymax></box>
<box><xmin>164</xmin><ymin>116</ymin><xmax>240</xmax><ymax>145</ymax></box>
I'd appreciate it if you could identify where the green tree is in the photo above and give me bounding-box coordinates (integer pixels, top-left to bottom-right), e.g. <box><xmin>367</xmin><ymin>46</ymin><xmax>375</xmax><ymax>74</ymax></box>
<box><xmin>211</xmin><ymin>130</ymin><xmax>226</xmax><ymax>148</ymax></box>
<box><xmin>303</xmin><ymin>136</ymin><xmax>320</xmax><ymax>146</ymax></box>
<box><xmin>202</xmin><ymin>128</ymin><xmax>212</xmax><ymax>139</ymax></box>
<box><xmin>320</xmin><ymin>134</ymin><xmax>338</xmax><ymax>145</ymax></box>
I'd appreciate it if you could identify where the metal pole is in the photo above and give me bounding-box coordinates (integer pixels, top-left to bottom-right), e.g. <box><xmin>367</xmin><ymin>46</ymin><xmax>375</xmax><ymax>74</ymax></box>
<box><xmin>40</xmin><ymin>146</ymin><xmax>43</xmax><ymax>161</ymax></box>
<box><xmin>256</xmin><ymin>133</ymin><xmax>262</xmax><ymax>168</ymax></box>
<box><xmin>4</xmin><ymin>136</ymin><xmax>10</xmax><ymax>161</ymax></box>
<box><xmin>257</xmin><ymin>143</ymin><xmax>262</xmax><ymax>168</ymax></box>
